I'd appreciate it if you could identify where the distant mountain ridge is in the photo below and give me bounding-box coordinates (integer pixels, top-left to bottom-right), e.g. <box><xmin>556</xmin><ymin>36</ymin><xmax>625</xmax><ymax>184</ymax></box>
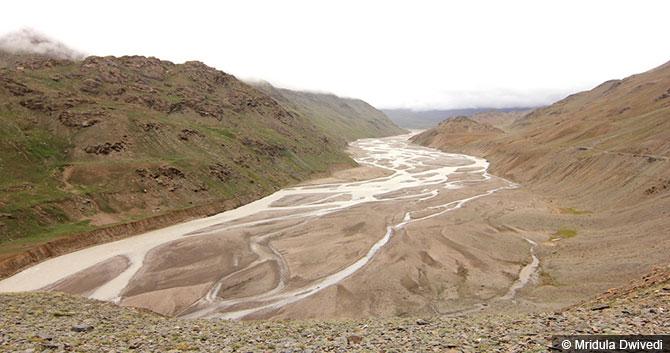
<box><xmin>382</xmin><ymin>107</ymin><xmax>535</xmax><ymax>129</ymax></box>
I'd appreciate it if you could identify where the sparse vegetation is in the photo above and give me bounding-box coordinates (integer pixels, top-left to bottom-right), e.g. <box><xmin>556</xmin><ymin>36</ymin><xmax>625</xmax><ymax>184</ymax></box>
<box><xmin>551</xmin><ymin>228</ymin><xmax>577</xmax><ymax>240</ymax></box>
<box><xmin>559</xmin><ymin>207</ymin><xmax>592</xmax><ymax>215</ymax></box>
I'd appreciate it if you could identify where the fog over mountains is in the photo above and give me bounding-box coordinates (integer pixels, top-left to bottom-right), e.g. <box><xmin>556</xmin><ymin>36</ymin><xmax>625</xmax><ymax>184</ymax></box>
<box><xmin>0</xmin><ymin>28</ymin><xmax>85</xmax><ymax>61</ymax></box>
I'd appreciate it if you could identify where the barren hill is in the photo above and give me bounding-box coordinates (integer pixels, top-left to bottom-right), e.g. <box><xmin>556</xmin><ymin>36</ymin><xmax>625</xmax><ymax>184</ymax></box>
<box><xmin>413</xmin><ymin>60</ymin><xmax>670</xmax><ymax>208</ymax></box>
<box><xmin>0</xmin><ymin>52</ymin><xmax>401</xmax><ymax>276</ymax></box>
<box><xmin>411</xmin><ymin>116</ymin><xmax>504</xmax><ymax>146</ymax></box>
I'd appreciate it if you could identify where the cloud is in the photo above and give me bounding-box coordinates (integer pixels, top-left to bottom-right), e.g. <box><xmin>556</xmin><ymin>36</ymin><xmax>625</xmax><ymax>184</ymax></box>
<box><xmin>379</xmin><ymin>88</ymin><xmax>575</xmax><ymax>110</ymax></box>
<box><xmin>1</xmin><ymin>0</ymin><xmax>668</xmax><ymax>110</ymax></box>
<box><xmin>0</xmin><ymin>28</ymin><xmax>85</xmax><ymax>60</ymax></box>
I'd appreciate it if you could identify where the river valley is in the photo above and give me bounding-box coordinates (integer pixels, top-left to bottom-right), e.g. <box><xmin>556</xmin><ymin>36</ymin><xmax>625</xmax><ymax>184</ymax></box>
<box><xmin>0</xmin><ymin>134</ymin><xmax>540</xmax><ymax>319</ymax></box>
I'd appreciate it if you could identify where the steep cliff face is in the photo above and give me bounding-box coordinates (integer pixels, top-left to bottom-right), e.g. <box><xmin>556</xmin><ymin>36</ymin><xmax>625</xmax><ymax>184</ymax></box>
<box><xmin>413</xmin><ymin>60</ymin><xmax>670</xmax><ymax>210</ymax></box>
<box><xmin>0</xmin><ymin>53</ymin><xmax>396</xmax><ymax>264</ymax></box>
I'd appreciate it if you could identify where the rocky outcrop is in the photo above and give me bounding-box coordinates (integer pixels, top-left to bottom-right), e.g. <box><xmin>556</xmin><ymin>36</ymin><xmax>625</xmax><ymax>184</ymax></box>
<box><xmin>58</xmin><ymin>110</ymin><xmax>103</xmax><ymax>128</ymax></box>
<box><xmin>84</xmin><ymin>142</ymin><xmax>127</xmax><ymax>155</ymax></box>
<box><xmin>208</xmin><ymin>163</ymin><xmax>234</xmax><ymax>182</ymax></box>
<box><xmin>177</xmin><ymin>128</ymin><xmax>203</xmax><ymax>141</ymax></box>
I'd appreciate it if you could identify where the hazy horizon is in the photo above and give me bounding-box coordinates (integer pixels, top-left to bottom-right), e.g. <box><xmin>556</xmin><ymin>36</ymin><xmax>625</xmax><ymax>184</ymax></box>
<box><xmin>3</xmin><ymin>0</ymin><xmax>670</xmax><ymax>110</ymax></box>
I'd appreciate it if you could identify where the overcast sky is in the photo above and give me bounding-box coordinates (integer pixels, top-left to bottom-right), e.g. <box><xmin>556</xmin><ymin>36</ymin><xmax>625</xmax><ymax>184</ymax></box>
<box><xmin>2</xmin><ymin>0</ymin><xmax>670</xmax><ymax>110</ymax></box>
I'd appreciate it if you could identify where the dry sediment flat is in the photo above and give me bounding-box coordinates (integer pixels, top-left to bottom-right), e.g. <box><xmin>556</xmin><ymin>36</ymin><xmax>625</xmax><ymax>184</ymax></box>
<box><xmin>297</xmin><ymin>165</ymin><xmax>394</xmax><ymax>186</ymax></box>
<box><xmin>41</xmin><ymin>256</ymin><xmax>130</xmax><ymax>297</ymax></box>
<box><xmin>0</xmin><ymin>134</ymin><xmax>545</xmax><ymax>319</ymax></box>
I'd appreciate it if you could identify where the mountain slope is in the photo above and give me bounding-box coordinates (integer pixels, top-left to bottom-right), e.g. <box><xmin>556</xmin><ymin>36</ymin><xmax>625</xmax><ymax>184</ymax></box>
<box><xmin>0</xmin><ymin>53</ymin><xmax>397</xmax><ymax>274</ymax></box>
<box><xmin>411</xmin><ymin>61</ymin><xmax>670</xmax><ymax>310</ymax></box>
<box><xmin>413</xmin><ymin>60</ymin><xmax>670</xmax><ymax>209</ymax></box>
<box><xmin>254</xmin><ymin>82</ymin><xmax>405</xmax><ymax>141</ymax></box>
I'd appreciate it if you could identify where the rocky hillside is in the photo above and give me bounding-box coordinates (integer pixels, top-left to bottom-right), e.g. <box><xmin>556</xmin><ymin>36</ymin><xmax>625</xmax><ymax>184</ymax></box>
<box><xmin>255</xmin><ymin>82</ymin><xmax>405</xmax><ymax>141</ymax></box>
<box><xmin>1</xmin><ymin>265</ymin><xmax>667</xmax><ymax>351</ymax></box>
<box><xmin>0</xmin><ymin>52</ymin><xmax>401</xmax><ymax>276</ymax></box>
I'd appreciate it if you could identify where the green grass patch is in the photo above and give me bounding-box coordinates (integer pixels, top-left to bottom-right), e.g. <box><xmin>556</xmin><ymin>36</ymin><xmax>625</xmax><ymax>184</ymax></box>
<box><xmin>201</xmin><ymin>126</ymin><xmax>236</xmax><ymax>139</ymax></box>
<box><xmin>551</xmin><ymin>228</ymin><xmax>577</xmax><ymax>240</ymax></box>
<box><xmin>25</xmin><ymin>140</ymin><xmax>60</xmax><ymax>160</ymax></box>
<box><xmin>40</xmin><ymin>220</ymin><xmax>95</xmax><ymax>239</ymax></box>
<box><xmin>2</xmin><ymin>184</ymin><xmax>71</xmax><ymax>212</ymax></box>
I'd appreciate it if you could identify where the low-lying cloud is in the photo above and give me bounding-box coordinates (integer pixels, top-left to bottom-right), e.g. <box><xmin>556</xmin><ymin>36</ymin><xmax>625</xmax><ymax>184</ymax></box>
<box><xmin>0</xmin><ymin>28</ymin><xmax>85</xmax><ymax>60</ymax></box>
<box><xmin>366</xmin><ymin>85</ymin><xmax>580</xmax><ymax>111</ymax></box>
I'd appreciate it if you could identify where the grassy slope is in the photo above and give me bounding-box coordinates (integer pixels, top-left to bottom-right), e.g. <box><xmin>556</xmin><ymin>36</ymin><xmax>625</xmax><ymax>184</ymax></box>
<box><xmin>0</xmin><ymin>54</ymin><xmax>400</xmax><ymax>258</ymax></box>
